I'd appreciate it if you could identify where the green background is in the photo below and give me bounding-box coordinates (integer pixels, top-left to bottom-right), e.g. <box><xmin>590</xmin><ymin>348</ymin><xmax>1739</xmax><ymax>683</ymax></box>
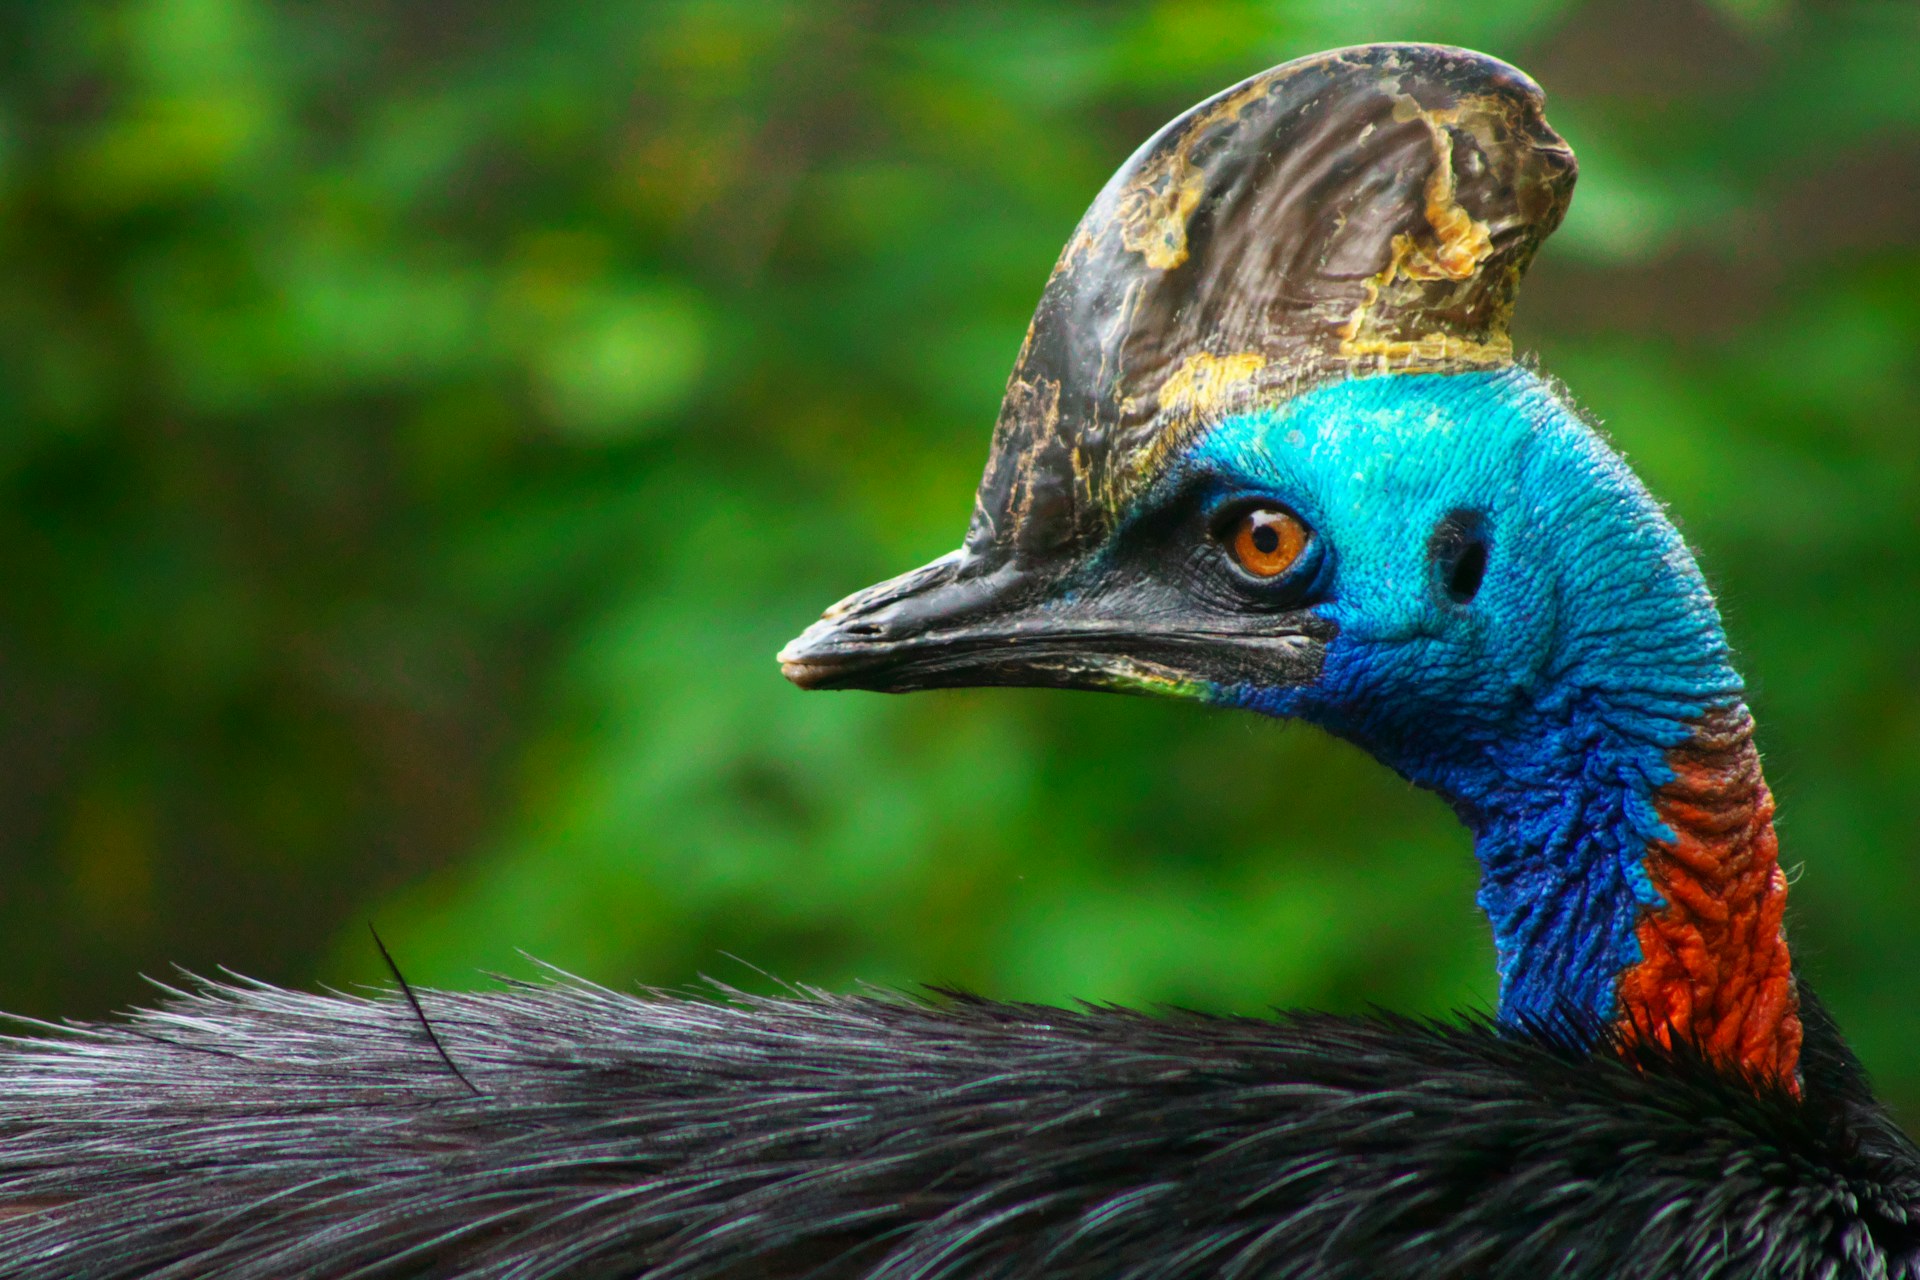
<box><xmin>2</xmin><ymin>0</ymin><xmax>1916</xmax><ymax>1114</ymax></box>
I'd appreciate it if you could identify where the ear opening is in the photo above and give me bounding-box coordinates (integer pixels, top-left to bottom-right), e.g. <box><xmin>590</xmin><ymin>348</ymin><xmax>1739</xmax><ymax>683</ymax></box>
<box><xmin>1430</xmin><ymin>508</ymin><xmax>1491</xmax><ymax>606</ymax></box>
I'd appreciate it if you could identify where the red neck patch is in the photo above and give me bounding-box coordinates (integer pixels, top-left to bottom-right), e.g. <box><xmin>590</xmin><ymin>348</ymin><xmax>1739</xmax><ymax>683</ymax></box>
<box><xmin>1615</xmin><ymin>705</ymin><xmax>1800</xmax><ymax>1088</ymax></box>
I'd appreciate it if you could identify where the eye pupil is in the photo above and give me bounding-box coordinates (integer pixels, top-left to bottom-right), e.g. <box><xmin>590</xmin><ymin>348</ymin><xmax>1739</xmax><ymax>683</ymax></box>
<box><xmin>1226</xmin><ymin>506</ymin><xmax>1307</xmax><ymax>579</ymax></box>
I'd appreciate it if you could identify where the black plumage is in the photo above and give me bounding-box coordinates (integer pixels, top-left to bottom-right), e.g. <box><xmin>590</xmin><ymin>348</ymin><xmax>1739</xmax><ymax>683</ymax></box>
<box><xmin>0</xmin><ymin>976</ymin><xmax>1912</xmax><ymax>1279</ymax></box>
<box><xmin>0</xmin><ymin>40</ymin><xmax>1909</xmax><ymax>1279</ymax></box>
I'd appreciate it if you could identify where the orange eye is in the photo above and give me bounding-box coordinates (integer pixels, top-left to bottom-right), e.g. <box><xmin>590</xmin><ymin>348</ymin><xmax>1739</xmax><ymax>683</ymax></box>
<box><xmin>1228</xmin><ymin>507</ymin><xmax>1308</xmax><ymax>579</ymax></box>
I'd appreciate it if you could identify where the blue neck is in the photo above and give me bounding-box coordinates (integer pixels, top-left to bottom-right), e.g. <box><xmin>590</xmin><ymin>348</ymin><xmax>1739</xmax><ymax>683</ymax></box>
<box><xmin>1192</xmin><ymin>370</ymin><xmax>1746</xmax><ymax>1032</ymax></box>
<box><xmin>1308</xmin><ymin>680</ymin><xmax>1695</xmax><ymax>1031</ymax></box>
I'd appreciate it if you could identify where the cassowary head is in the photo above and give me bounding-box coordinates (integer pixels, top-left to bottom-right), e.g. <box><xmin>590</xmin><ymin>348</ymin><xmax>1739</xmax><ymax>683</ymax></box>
<box><xmin>782</xmin><ymin>45</ymin><xmax>1800</xmax><ymax>1087</ymax></box>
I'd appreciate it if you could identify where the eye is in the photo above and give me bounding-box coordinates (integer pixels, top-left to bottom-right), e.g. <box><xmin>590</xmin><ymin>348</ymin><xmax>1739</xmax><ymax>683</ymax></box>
<box><xmin>1224</xmin><ymin>506</ymin><xmax>1309</xmax><ymax>579</ymax></box>
<box><xmin>1430</xmin><ymin>509</ymin><xmax>1490</xmax><ymax>606</ymax></box>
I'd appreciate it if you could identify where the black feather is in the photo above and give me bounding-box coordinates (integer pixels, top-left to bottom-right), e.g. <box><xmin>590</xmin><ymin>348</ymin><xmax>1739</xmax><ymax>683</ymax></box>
<box><xmin>368</xmin><ymin>924</ymin><xmax>483</xmax><ymax>1098</ymax></box>
<box><xmin>0</xmin><ymin>976</ymin><xmax>1912</xmax><ymax>1279</ymax></box>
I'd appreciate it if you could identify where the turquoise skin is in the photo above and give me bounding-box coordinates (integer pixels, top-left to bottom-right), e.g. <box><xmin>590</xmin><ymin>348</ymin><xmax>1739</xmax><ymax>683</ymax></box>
<box><xmin>1170</xmin><ymin>368</ymin><xmax>1746</xmax><ymax>1031</ymax></box>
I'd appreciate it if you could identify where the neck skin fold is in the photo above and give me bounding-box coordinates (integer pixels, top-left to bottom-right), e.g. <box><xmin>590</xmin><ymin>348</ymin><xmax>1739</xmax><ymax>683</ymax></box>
<box><xmin>1454</xmin><ymin>691</ymin><xmax>1800</xmax><ymax>1087</ymax></box>
<box><xmin>1619</xmin><ymin>702</ymin><xmax>1799</xmax><ymax>1083</ymax></box>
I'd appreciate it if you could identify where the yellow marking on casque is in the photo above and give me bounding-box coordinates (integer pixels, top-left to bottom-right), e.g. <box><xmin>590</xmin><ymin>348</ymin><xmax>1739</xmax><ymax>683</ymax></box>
<box><xmin>1157</xmin><ymin>350</ymin><xmax>1268</xmax><ymax>419</ymax></box>
<box><xmin>1114</xmin><ymin>74</ymin><xmax>1277</xmax><ymax>272</ymax></box>
<box><xmin>1118</xmin><ymin>159</ymin><xmax>1206</xmax><ymax>271</ymax></box>
<box><xmin>1339</xmin><ymin>94</ymin><xmax>1507</xmax><ymax>374</ymax></box>
<box><xmin>1115</xmin><ymin>350</ymin><xmax>1270</xmax><ymax>505</ymax></box>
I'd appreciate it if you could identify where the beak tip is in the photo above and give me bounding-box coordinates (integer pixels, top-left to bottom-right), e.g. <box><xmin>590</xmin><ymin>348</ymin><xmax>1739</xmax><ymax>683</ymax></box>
<box><xmin>777</xmin><ymin>645</ymin><xmax>831</xmax><ymax>689</ymax></box>
<box><xmin>779</xmin><ymin>659</ymin><xmax>822</xmax><ymax>689</ymax></box>
<box><xmin>777</xmin><ymin>549</ymin><xmax>985</xmax><ymax>693</ymax></box>
<box><xmin>778</xmin><ymin>621</ymin><xmax>844</xmax><ymax>689</ymax></box>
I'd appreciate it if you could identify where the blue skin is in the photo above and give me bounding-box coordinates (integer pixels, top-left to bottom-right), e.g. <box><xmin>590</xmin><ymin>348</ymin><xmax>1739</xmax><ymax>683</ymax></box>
<box><xmin>1169</xmin><ymin>367</ymin><xmax>1745</xmax><ymax>1031</ymax></box>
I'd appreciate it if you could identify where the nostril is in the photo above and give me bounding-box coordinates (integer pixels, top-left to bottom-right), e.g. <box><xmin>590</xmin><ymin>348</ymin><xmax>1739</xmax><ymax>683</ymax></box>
<box><xmin>843</xmin><ymin>623</ymin><xmax>883</xmax><ymax>638</ymax></box>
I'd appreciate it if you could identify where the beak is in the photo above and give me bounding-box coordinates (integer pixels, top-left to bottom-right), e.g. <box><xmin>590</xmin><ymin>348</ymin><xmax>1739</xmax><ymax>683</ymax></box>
<box><xmin>779</xmin><ymin>549</ymin><xmax>1329</xmax><ymax>698</ymax></box>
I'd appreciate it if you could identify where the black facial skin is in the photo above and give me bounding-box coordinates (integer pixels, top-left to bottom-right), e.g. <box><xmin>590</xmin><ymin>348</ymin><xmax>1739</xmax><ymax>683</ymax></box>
<box><xmin>779</xmin><ymin>477</ymin><xmax>1334</xmax><ymax>698</ymax></box>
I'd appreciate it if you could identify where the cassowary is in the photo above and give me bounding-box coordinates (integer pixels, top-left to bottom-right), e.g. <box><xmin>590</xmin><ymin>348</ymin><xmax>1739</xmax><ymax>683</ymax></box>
<box><xmin>0</xmin><ymin>42</ymin><xmax>1913</xmax><ymax>1280</ymax></box>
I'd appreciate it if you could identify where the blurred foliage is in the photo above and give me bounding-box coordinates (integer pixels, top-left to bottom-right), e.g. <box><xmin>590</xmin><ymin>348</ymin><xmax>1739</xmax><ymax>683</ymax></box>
<box><xmin>0</xmin><ymin>0</ymin><xmax>1917</xmax><ymax>1112</ymax></box>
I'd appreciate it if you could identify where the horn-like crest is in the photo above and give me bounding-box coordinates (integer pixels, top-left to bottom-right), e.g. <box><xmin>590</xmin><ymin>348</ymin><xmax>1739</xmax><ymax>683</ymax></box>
<box><xmin>966</xmin><ymin>43</ymin><xmax>1576</xmax><ymax>568</ymax></box>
